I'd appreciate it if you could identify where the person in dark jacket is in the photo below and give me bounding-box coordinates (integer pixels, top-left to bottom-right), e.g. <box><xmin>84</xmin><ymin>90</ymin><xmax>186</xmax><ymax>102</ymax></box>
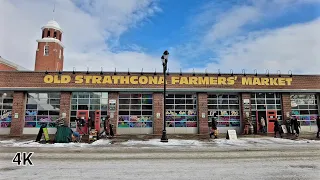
<box><xmin>290</xmin><ymin>117</ymin><xmax>295</xmax><ymax>134</ymax></box>
<box><xmin>274</xmin><ymin>118</ymin><xmax>282</xmax><ymax>138</ymax></box>
<box><xmin>292</xmin><ymin>117</ymin><xmax>300</xmax><ymax>137</ymax></box>
<box><xmin>316</xmin><ymin>116</ymin><xmax>320</xmax><ymax>138</ymax></box>
<box><xmin>210</xmin><ymin>117</ymin><xmax>218</xmax><ymax>138</ymax></box>
<box><xmin>285</xmin><ymin>118</ymin><xmax>291</xmax><ymax>135</ymax></box>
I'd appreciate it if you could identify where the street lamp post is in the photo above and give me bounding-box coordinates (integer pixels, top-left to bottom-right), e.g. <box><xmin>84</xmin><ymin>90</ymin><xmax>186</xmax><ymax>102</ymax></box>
<box><xmin>160</xmin><ymin>50</ymin><xmax>169</xmax><ymax>143</ymax></box>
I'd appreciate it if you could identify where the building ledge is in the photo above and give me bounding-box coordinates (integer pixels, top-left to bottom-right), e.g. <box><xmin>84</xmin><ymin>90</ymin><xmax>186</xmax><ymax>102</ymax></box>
<box><xmin>37</xmin><ymin>38</ymin><xmax>65</xmax><ymax>48</ymax></box>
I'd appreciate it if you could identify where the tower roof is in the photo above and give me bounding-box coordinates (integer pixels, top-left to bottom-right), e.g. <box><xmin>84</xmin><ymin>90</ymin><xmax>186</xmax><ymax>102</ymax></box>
<box><xmin>41</xmin><ymin>20</ymin><xmax>62</xmax><ymax>32</ymax></box>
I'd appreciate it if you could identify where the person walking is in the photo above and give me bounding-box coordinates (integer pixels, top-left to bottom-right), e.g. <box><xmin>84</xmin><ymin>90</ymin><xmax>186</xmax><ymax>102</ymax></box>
<box><xmin>210</xmin><ymin>117</ymin><xmax>218</xmax><ymax>139</ymax></box>
<box><xmin>316</xmin><ymin>116</ymin><xmax>320</xmax><ymax>138</ymax></box>
<box><xmin>290</xmin><ymin>117</ymin><xmax>295</xmax><ymax>134</ymax></box>
<box><xmin>285</xmin><ymin>118</ymin><xmax>291</xmax><ymax>135</ymax></box>
<box><xmin>292</xmin><ymin>117</ymin><xmax>300</xmax><ymax>137</ymax></box>
<box><xmin>274</xmin><ymin>118</ymin><xmax>282</xmax><ymax>138</ymax></box>
<box><xmin>260</xmin><ymin>117</ymin><xmax>266</xmax><ymax>134</ymax></box>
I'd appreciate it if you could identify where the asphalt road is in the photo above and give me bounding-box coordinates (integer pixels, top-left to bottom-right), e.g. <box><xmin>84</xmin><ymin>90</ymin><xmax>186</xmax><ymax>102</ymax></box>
<box><xmin>0</xmin><ymin>147</ymin><xmax>320</xmax><ymax>180</ymax></box>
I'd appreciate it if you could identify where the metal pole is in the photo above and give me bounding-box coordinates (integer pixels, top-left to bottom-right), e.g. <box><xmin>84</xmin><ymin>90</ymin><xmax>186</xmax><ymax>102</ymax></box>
<box><xmin>161</xmin><ymin>62</ymin><xmax>168</xmax><ymax>142</ymax></box>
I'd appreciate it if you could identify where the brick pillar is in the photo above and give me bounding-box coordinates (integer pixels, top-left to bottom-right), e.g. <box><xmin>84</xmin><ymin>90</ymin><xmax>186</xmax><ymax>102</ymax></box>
<box><xmin>240</xmin><ymin>93</ymin><xmax>251</xmax><ymax>133</ymax></box>
<box><xmin>281</xmin><ymin>93</ymin><xmax>291</xmax><ymax>120</ymax></box>
<box><xmin>60</xmin><ymin>92</ymin><xmax>71</xmax><ymax>126</ymax></box>
<box><xmin>108</xmin><ymin>92</ymin><xmax>118</xmax><ymax>135</ymax></box>
<box><xmin>153</xmin><ymin>93</ymin><xmax>163</xmax><ymax>135</ymax></box>
<box><xmin>10</xmin><ymin>92</ymin><xmax>26</xmax><ymax>137</ymax></box>
<box><xmin>198</xmin><ymin>93</ymin><xmax>208</xmax><ymax>134</ymax></box>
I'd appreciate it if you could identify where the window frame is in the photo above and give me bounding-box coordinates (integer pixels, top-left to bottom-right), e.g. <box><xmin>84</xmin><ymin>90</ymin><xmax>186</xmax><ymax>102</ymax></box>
<box><xmin>118</xmin><ymin>93</ymin><xmax>153</xmax><ymax>128</ymax></box>
<box><xmin>0</xmin><ymin>92</ymin><xmax>14</xmax><ymax>128</ymax></box>
<box><xmin>44</xmin><ymin>45</ymin><xmax>49</xmax><ymax>56</ymax></box>
<box><xmin>207</xmin><ymin>93</ymin><xmax>241</xmax><ymax>128</ymax></box>
<box><xmin>25</xmin><ymin>92</ymin><xmax>61</xmax><ymax>128</ymax></box>
<box><xmin>165</xmin><ymin>93</ymin><xmax>198</xmax><ymax>128</ymax></box>
<box><xmin>290</xmin><ymin>93</ymin><xmax>318</xmax><ymax>126</ymax></box>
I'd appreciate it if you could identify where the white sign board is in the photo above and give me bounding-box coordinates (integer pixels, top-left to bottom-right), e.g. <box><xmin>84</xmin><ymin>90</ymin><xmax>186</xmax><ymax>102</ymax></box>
<box><xmin>156</xmin><ymin>113</ymin><xmax>160</xmax><ymax>118</ymax></box>
<box><xmin>201</xmin><ymin>113</ymin><xmax>205</xmax><ymax>118</ymax></box>
<box><xmin>110</xmin><ymin>112</ymin><xmax>114</xmax><ymax>118</ymax></box>
<box><xmin>226</xmin><ymin>130</ymin><xmax>237</xmax><ymax>140</ymax></box>
<box><xmin>243</xmin><ymin>99</ymin><xmax>250</xmax><ymax>104</ymax></box>
<box><xmin>281</xmin><ymin>125</ymin><xmax>288</xmax><ymax>134</ymax></box>
<box><xmin>109</xmin><ymin>99</ymin><xmax>116</xmax><ymax>104</ymax></box>
<box><xmin>14</xmin><ymin>113</ymin><xmax>18</xmax><ymax>118</ymax></box>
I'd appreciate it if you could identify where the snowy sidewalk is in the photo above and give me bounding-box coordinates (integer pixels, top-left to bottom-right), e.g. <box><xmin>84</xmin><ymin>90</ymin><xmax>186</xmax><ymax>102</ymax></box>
<box><xmin>0</xmin><ymin>137</ymin><xmax>320</xmax><ymax>149</ymax></box>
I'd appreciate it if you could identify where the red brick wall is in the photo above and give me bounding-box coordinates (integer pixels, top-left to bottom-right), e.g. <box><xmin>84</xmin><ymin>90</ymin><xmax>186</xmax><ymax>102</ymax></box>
<box><xmin>10</xmin><ymin>92</ymin><xmax>26</xmax><ymax>136</ymax></box>
<box><xmin>60</xmin><ymin>92</ymin><xmax>71</xmax><ymax>126</ymax></box>
<box><xmin>0</xmin><ymin>72</ymin><xmax>318</xmax><ymax>90</ymax></box>
<box><xmin>153</xmin><ymin>93</ymin><xmax>163</xmax><ymax>134</ymax></box>
<box><xmin>198</xmin><ymin>93</ymin><xmax>208</xmax><ymax>134</ymax></box>
<box><xmin>34</xmin><ymin>42</ymin><xmax>63</xmax><ymax>71</ymax></box>
<box><xmin>0</xmin><ymin>63</ymin><xmax>17</xmax><ymax>71</ymax></box>
<box><xmin>108</xmin><ymin>92</ymin><xmax>118</xmax><ymax>135</ymax></box>
<box><xmin>281</xmin><ymin>93</ymin><xmax>291</xmax><ymax>121</ymax></box>
<box><xmin>240</xmin><ymin>93</ymin><xmax>251</xmax><ymax>133</ymax></box>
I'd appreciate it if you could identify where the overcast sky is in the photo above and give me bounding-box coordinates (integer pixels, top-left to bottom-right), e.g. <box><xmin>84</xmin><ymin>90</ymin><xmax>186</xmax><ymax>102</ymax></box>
<box><xmin>1</xmin><ymin>0</ymin><xmax>320</xmax><ymax>74</ymax></box>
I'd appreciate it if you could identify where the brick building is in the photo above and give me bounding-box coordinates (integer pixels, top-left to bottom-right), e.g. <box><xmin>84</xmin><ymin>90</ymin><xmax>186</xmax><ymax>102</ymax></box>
<box><xmin>0</xmin><ymin>56</ymin><xmax>27</xmax><ymax>71</ymax></box>
<box><xmin>0</xmin><ymin>20</ymin><xmax>319</xmax><ymax>136</ymax></box>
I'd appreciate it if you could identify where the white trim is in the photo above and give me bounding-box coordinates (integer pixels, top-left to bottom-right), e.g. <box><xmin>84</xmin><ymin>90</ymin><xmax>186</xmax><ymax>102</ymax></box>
<box><xmin>0</xmin><ymin>57</ymin><xmax>28</xmax><ymax>71</ymax></box>
<box><xmin>23</xmin><ymin>128</ymin><xmax>57</xmax><ymax>135</ymax></box>
<box><xmin>41</xmin><ymin>26</ymin><xmax>63</xmax><ymax>33</ymax></box>
<box><xmin>0</xmin><ymin>128</ymin><xmax>10</xmax><ymax>135</ymax></box>
<box><xmin>37</xmin><ymin>38</ymin><xmax>64</xmax><ymax>48</ymax></box>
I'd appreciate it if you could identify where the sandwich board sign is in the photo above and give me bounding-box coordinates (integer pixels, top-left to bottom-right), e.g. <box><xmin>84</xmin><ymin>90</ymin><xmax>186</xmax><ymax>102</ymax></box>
<box><xmin>226</xmin><ymin>130</ymin><xmax>237</xmax><ymax>140</ymax></box>
<box><xmin>281</xmin><ymin>125</ymin><xmax>288</xmax><ymax>134</ymax></box>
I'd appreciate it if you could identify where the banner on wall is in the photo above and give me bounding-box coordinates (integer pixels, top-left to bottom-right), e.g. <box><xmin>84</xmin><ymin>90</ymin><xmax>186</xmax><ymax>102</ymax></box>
<box><xmin>43</xmin><ymin>75</ymin><xmax>293</xmax><ymax>86</ymax></box>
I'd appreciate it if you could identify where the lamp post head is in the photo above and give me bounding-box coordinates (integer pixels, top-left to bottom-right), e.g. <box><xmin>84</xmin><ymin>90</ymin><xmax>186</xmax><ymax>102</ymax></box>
<box><xmin>161</xmin><ymin>50</ymin><xmax>169</xmax><ymax>64</ymax></box>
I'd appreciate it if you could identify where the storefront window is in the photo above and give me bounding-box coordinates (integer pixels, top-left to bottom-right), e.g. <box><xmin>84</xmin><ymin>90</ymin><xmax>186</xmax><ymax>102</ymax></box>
<box><xmin>165</xmin><ymin>93</ymin><xmax>197</xmax><ymax>128</ymax></box>
<box><xmin>207</xmin><ymin>94</ymin><xmax>240</xmax><ymax>127</ymax></box>
<box><xmin>118</xmin><ymin>93</ymin><xmax>153</xmax><ymax>128</ymax></box>
<box><xmin>251</xmin><ymin>93</ymin><xmax>282</xmax><ymax>132</ymax></box>
<box><xmin>25</xmin><ymin>93</ymin><xmax>60</xmax><ymax>128</ymax></box>
<box><xmin>70</xmin><ymin>92</ymin><xmax>108</xmax><ymax>127</ymax></box>
<box><xmin>0</xmin><ymin>92</ymin><xmax>13</xmax><ymax>128</ymax></box>
<box><xmin>291</xmin><ymin>94</ymin><xmax>318</xmax><ymax>126</ymax></box>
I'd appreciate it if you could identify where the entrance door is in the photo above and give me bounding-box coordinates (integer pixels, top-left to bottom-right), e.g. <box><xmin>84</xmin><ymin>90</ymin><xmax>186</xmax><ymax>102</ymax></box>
<box><xmin>257</xmin><ymin>111</ymin><xmax>266</xmax><ymax>133</ymax></box>
<box><xmin>77</xmin><ymin>110</ymin><xmax>89</xmax><ymax>135</ymax></box>
<box><xmin>267</xmin><ymin>110</ymin><xmax>277</xmax><ymax>133</ymax></box>
<box><xmin>94</xmin><ymin>110</ymin><xmax>101</xmax><ymax>131</ymax></box>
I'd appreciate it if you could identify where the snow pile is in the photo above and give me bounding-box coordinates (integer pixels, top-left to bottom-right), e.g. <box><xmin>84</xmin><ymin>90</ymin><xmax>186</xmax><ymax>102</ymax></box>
<box><xmin>0</xmin><ymin>139</ymin><xmax>16</xmax><ymax>144</ymax></box>
<box><xmin>122</xmin><ymin>139</ymin><xmax>204</xmax><ymax>147</ymax></box>
<box><xmin>91</xmin><ymin>139</ymin><xmax>112</xmax><ymax>146</ymax></box>
<box><xmin>8</xmin><ymin>141</ymin><xmax>89</xmax><ymax>148</ymax></box>
<box><xmin>213</xmin><ymin>139</ymin><xmax>249</xmax><ymax>147</ymax></box>
<box><xmin>0</xmin><ymin>139</ymin><xmax>112</xmax><ymax>148</ymax></box>
<box><xmin>213</xmin><ymin>137</ymin><xmax>320</xmax><ymax>147</ymax></box>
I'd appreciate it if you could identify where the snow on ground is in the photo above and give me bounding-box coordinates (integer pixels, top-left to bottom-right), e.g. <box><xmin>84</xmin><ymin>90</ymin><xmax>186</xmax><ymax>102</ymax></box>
<box><xmin>213</xmin><ymin>137</ymin><xmax>320</xmax><ymax>147</ymax></box>
<box><xmin>0</xmin><ymin>139</ymin><xmax>111</xmax><ymax>148</ymax></box>
<box><xmin>0</xmin><ymin>137</ymin><xmax>319</xmax><ymax>148</ymax></box>
<box><xmin>121</xmin><ymin>139</ymin><xmax>205</xmax><ymax>146</ymax></box>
